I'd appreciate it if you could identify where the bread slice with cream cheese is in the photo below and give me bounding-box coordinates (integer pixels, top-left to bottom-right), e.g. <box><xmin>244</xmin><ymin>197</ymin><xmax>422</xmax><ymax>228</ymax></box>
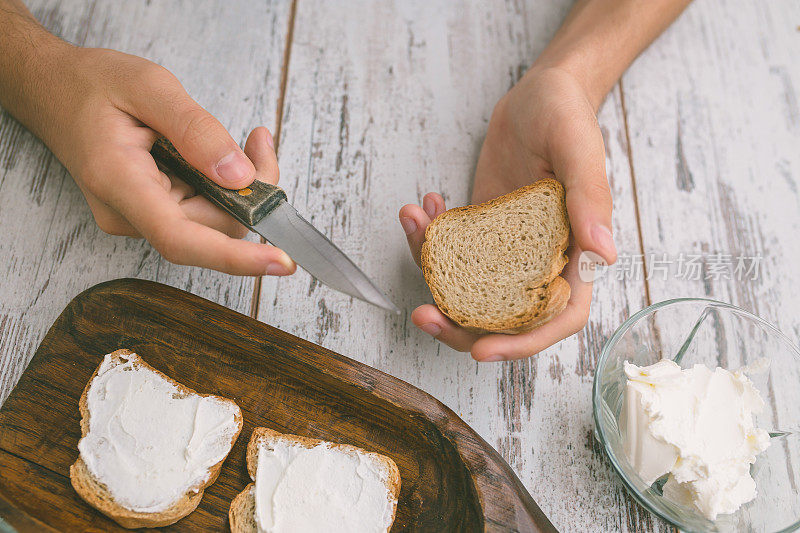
<box><xmin>421</xmin><ymin>179</ymin><xmax>571</xmax><ymax>334</ymax></box>
<box><xmin>70</xmin><ymin>349</ymin><xmax>243</xmax><ymax>528</ymax></box>
<box><xmin>229</xmin><ymin>427</ymin><xmax>401</xmax><ymax>533</ymax></box>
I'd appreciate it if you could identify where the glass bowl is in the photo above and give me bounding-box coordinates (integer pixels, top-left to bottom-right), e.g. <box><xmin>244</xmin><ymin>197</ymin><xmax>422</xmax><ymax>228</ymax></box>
<box><xmin>593</xmin><ymin>298</ymin><xmax>800</xmax><ymax>532</ymax></box>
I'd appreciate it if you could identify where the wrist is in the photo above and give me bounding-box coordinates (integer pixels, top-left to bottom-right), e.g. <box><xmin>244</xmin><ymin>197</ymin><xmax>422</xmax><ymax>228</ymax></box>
<box><xmin>528</xmin><ymin>47</ymin><xmax>611</xmax><ymax>113</ymax></box>
<box><xmin>527</xmin><ymin>0</ymin><xmax>692</xmax><ymax>112</ymax></box>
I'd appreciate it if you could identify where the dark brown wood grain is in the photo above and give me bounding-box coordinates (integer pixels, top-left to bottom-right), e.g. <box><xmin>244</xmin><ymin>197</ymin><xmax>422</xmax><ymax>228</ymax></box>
<box><xmin>150</xmin><ymin>138</ymin><xmax>287</xmax><ymax>227</ymax></box>
<box><xmin>0</xmin><ymin>279</ymin><xmax>556</xmax><ymax>532</ymax></box>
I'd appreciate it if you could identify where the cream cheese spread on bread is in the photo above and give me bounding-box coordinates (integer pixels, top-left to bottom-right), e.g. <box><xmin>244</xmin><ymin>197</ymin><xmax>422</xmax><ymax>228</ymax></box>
<box><xmin>77</xmin><ymin>352</ymin><xmax>240</xmax><ymax>513</ymax></box>
<box><xmin>253</xmin><ymin>440</ymin><xmax>395</xmax><ymax>532</ymax></box>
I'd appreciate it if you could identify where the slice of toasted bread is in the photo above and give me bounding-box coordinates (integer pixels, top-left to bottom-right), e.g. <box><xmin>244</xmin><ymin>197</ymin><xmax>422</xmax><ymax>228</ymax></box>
<box><xmin>420</xmin><ymin>178</ymin><xmax>571</xmax><ymax>334</ymax></box>
<box><xmin>229</xmin><ymin>428</ymin><xmax>401</xmax><ymax>533</ymax></box>
<box><xmin>70</xmin><ymin>349</ymin><xmax>243</xmax><ymax>529</ymax></box>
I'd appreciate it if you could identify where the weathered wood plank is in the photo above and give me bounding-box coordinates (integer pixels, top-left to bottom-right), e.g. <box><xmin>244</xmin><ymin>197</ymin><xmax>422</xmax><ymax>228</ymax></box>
<box><xmin>0</xmin><ymin>0</ymin><xmax>292</xmax><ymax>402</ymax></box>
<box><xmin>261</xmin><ymin>1</ymin><xmax>659</xmax><ymax>530</ymax></box>
<box><xmin>623</xmin><ymin>0</ymin><xmax>800</xmax><ymax>319</ymax></box>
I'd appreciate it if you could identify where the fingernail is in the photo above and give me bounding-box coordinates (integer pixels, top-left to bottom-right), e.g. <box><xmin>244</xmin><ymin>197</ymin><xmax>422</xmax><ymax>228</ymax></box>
<box><xmin>481</xmin><ymin>354</ymin><xmax>505</xmax><ymax>362</ymax></box>
<box><xmin>265</xmin><ymin>262</ymin><xmax>290</xmax><ymax>275</ymax></box>
<box><xmin>422</xmin><ymin>197</ymin><xmax>436</xmax><ymax>218</ymax></box>
<box><xmin>265</xmin><ymin>251</ymin><xmax>295</xmax><ymax>275</ymax></box>
<box><xmin>400</xmin><ymin>216</ymin><xmax>417</xmax><ymax>235</ymax></box>
<box><xmin>420</xmin><ymin>323</ymin><xmax>442</xmax><ymax>336</ymax></box>
<box><xmin>265</xmin><ymin>130</ymin><xmax>274</xmax><ymax>149</ymax></box>
<box><xmin>215</xmin><ymin>150</ymin><xmax>252</xmax><ymax>186</ymax></box>
<box><xmin>590</xmin><ymin>224</ymin><xmax>617</xmax><ymax>262</ymax></box>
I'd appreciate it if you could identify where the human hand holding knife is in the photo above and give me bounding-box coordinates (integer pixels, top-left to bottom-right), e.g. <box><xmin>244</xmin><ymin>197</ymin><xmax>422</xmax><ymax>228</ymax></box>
<box><xmin>151</xmin><ymin>138</ymin><xmax>399</xmax><ymax>313</ymax></box>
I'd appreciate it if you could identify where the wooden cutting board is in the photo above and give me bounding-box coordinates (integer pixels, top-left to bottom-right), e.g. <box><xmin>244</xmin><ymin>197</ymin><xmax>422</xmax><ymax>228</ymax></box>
<box><xmin>0</xmin><ymin>279</ymin><xmax>556</xmax><ymax>532</ymax></box>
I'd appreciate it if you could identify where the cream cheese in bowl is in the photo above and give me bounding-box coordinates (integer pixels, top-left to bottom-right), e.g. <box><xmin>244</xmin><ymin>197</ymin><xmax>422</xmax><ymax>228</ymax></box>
<box><xmin>594</xmin><ymin>299</ymin><xmax>800</xmax><ymax>531</ymax></box>
<box><xmin>621</xmin><ymin>359</ymin><xmax>771</xmax><ymax>520</ymax></box>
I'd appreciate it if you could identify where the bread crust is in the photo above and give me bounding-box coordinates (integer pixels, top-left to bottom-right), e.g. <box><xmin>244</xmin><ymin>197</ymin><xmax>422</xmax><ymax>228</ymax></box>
<box><xmin>70</xmin><ymin>349</ymin><xmax>243</xmax><ymax>529</ymax></box>
<box><xmin>229</xmin><ymin>428</ymin><xmax>401</xmax><ymax>533</ymax></box>
<box><xmin>229</xmin><ymin>484</ymin><xmax>257</xmax><ymax>533</ymax></box>
<box><xmin>420</xmin><ymin>179</ymin><xmax>570</xmax><ymax>334</ymax></box>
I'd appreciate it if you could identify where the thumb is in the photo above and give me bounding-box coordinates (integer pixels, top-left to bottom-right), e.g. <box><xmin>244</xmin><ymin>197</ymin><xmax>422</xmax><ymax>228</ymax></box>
<box><xmin>551</xmin><ymin>116</ymin><xmax>617</xmax><ymax>265</ymax></box>
<box><xmin>126</xmin><ymin>64</ymin><xmax>255</xmax><ymax>189</ymax></box>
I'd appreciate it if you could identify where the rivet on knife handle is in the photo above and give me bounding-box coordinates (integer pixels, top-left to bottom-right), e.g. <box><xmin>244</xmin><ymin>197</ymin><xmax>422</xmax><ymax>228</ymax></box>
<box><xmin>150</xmin><ymin>138</ymin><xmax>287</xmax><ymax>227</ymax></box>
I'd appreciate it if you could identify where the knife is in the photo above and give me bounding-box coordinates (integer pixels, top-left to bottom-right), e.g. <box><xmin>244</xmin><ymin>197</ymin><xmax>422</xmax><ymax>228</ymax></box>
<box><xmin>150</xmin><ymin>138</ymin><xmax>399</xmax><ymax>313</ymax></box>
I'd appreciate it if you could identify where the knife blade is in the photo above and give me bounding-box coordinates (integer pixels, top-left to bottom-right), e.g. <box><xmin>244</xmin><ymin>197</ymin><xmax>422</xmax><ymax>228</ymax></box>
<box><xmin>150</xmin><ymin>138</ymin><xmax>399</xmax><ymax>313</ymax></box>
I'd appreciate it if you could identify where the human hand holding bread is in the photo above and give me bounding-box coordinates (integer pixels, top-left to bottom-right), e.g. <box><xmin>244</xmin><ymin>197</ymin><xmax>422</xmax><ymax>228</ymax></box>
<box><xmin>400</xmin><ymin>68</ymin><xmax>616</xmax><ymax>362</ymax></box>
<box><xmin>398</xmin><ymin>0</ymin><xmax>693</xmax><ymax>361</ymax></box>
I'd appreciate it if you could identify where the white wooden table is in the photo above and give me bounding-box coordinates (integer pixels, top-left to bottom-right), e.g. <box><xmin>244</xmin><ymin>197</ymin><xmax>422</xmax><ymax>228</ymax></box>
<box><xmin>1</xmin><ymin>1</ymin><xmax>799</xmax><ymax>531</ymax></box>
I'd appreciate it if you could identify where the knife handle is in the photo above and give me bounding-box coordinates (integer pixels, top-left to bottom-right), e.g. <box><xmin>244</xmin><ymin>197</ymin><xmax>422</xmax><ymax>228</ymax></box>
<box><xmin>150</xmin><ymin>138</ymin><xmax>287</xmax><ymax>227</ymax></box>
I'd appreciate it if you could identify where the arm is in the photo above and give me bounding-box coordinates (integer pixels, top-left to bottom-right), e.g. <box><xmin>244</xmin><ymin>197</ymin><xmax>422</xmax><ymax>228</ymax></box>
<box><xmin>399</xmin><ymin>0</ymin><xmax>691</xmax><ymax>361</ymax></box>
<box><xmin>536</xmin><ymin>0</ymin><xmax>693</xmax><ymax>110</ymax></box>
<box><xmin>0</xmin><ymin>0</ymin><xmax>295</xmax><ymax>275</ymax></box>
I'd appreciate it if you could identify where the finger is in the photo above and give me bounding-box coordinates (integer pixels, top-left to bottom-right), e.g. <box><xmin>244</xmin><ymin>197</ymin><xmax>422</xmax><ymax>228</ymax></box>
<box><xmin>149</xmin><ymin>221</ymin><xmax>294</xmax><ymax>275</ymax></box>
<box><xmin>550</xmin><ymin>113</ymin><xmax>617</xmax><ymax>265</ymax></box>
<box><xmin>399</xmin><ymin>193</ymin><xmax>446</xmax><ymax>267</ymax></box>
<box><xmin>470</xmin><ymin>246</ymin><xmax>592</xmax><ymax>361</ymax></box>
<box><xmin>422</xmin><ymin>192</ymin><xmax>445</xmax><ymax>220</ymax></box>
<box><xmin>77</xmin><ymin>181</ymin><xmax>141</xmax><ymax>237</ymax></box>
<box><xmin>89</xmin><ymin>200</ymin><xmax>140</xmax><ymax>237</ymax></box>
<box><xmin>122</xmin><ymin>63</ymin><xmax>255</xmax><ymax>189</ymax></box>
<box><xmin>96</xmin><ymin>147</ymin><xmax>295</xmax><ymax>275</ymax></box>
<box><xmin>399</xmin><ymin>204</ymin><xmax>430</xmax><ymax>267</ymax></box>
<box><xmin>147</xmin><ymin>206</ymin><xmax>294</xmax><ymax>275</ymax></box>
<box><xmin>166</xmin><ymin>173</ymin><xmax>195</xmax><ymax>203</ymax></box>
<box><xmin>411</xmin><ymin>305</ymin><xmax>481</xmax><ymax>352</ymax></box>
<box><xmin>243</xmin><ymin>127</ymin><xmax>279</xmax><ymax>184</ymax></box>
<box><xmin>179</xmin><ymin>195</ymin><xmax>250</xmax><ymax>239</ymax></box>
